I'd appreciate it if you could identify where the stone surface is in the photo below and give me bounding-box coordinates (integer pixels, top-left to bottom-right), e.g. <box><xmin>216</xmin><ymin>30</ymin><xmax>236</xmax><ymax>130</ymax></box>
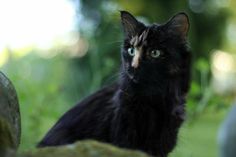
<box><xmin>218</xmin><ymin>104</ymin><xmax>236</xmax><ymax>157</ymax></box>
<box><xmin>20</xmin><ymin>140</ymin><xmax>150</xmax><ymax>157</ymax></box>
<box><xmin>0</xmin><ymin>72</ymin><xmax>21</xmax><ymax>155</ymax></box>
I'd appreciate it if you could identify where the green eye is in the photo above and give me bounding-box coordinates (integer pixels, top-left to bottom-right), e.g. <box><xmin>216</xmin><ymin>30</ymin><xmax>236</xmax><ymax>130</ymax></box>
<box><xmin>150</xmin><ymin>50</ymin><xmax>161</xmax><ymax>58</ymax></box>
<box><xmin>128</xmin><ymin>47</ymin><xmax>135</xmax><ymax>56</ymax></box>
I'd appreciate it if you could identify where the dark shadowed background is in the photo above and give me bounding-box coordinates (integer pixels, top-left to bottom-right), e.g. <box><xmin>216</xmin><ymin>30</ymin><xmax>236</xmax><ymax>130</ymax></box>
<box><xmin>1</xmin><ymin>0</ymin><xmax>236</xmax><ymax>157</ymax></box>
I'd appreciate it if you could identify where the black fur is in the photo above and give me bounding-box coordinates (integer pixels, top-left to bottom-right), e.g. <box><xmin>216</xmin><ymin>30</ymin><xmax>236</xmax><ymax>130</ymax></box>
<box><xmin>38</xmin><ymin>11</ymin><xmax>191</xmax><ymax>157</ymax></box>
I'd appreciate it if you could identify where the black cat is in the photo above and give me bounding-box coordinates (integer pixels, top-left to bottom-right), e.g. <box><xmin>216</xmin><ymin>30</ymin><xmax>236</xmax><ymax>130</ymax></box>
<box><xmin>38</xmin><ymin>11</ymin><xmax>191</xmax><ymax>157</ymax></box>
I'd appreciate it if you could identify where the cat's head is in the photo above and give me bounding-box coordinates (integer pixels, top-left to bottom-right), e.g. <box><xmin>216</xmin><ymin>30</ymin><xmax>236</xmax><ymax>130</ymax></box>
<box><xmin>120</xmin><ymin>11</ymin><xmax>190</xmax><ymax>93</ymax></box>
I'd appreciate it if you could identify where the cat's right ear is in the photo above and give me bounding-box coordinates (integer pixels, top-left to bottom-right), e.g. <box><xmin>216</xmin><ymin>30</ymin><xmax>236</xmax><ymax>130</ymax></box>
<box><xmin>120</xmin><ymin>11</ymin><xmax>144</xmax><ymax>37</ymax></box>
<box><xmin>165</xmin><ymin>12</ymin><xmax>190</xmax><ymax>40</ymax></box>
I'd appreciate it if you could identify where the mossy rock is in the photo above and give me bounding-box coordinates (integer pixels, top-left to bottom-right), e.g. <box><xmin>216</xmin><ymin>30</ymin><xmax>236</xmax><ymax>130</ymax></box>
<box><xmin>0</xmin><ymin>72</ymin><xmax>21</xmax><ymax>155</ymax></box>
<box><xmin>20</xmin><ymin>140</ymin><xmax>150</xmax><ymax>157</ymax></box>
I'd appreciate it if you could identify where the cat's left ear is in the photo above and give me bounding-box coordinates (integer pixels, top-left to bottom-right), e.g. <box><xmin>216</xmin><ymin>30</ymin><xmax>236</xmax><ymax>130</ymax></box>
<box><xmin>166</xmin><ymin>12</ymin><xmax>190</xmax><ymax>40</ymax></box>
<box><xmin>120</xmin><ymin>11</ymin><xmax>145</xmax><ymax>37</ymax></box>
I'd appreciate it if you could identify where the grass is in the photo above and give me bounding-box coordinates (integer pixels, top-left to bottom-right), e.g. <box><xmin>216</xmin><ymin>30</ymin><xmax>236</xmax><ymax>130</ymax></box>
<box><xmin>170</xmin><ymin>110</ymin><xmax>227</xmax><ymax>157</ymax></box>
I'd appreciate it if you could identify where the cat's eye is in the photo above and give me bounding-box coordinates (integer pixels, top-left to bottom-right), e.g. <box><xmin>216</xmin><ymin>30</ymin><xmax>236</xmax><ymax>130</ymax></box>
<box><xmin>150</xmin><ymin>50</ymin><xmax>161</xmax><ymax>58</ymax></box>
<box><xmin>128</xmin><ymin>47</ymin><xmax>135</xmax><ymax>56</ymax></box>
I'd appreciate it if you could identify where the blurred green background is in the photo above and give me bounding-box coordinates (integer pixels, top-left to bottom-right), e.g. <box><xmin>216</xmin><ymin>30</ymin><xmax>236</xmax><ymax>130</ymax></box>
<box><xmin>1</xmin><ymin>0</ymin><xmax>236</xmax><ymax>157</ymax></box>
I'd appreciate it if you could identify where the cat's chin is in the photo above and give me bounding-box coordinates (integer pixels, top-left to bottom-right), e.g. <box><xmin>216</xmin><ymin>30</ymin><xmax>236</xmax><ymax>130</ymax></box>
<box><xmin>131</xmin><ymin>78</ymin><xmax>139</xmax><ymax>84</ymax></box>
<box><xmin>126</xmin><ymin>72</ymin><xmax>139</xmax><ymax>84</ymax></box>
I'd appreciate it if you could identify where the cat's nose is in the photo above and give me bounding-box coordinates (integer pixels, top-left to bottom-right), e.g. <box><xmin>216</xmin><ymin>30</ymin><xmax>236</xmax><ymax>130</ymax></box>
<box><xmin>131</xmin><ymin>49</ymin><xmax>142</xmax><ymax>68</ymax></box>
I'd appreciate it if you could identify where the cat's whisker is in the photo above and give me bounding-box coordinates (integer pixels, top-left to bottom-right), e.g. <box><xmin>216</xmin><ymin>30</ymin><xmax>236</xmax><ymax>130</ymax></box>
<box><xmin>103</xmin><ymin>71</ymin><xmax>121</xmax><ymax>84</ymax></box>
<box><xmin>104</xmin><ymin>40</ymin><xmax>123</xmax><ymax>47</ymax></box>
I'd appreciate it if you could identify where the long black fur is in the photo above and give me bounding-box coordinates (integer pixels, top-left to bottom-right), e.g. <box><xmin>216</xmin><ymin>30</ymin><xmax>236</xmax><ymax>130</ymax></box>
<box><xmin>38</xmin><ymin>11</ymin><xmax>191</xmax><ymax>157</ymax></box>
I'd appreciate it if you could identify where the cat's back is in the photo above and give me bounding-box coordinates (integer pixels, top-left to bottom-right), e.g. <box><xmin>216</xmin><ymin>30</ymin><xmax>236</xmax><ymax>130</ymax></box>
<box><xmin>38</xmin><ymin>83</ymin><xmax>118</xmax><ymax>147</ymax></box>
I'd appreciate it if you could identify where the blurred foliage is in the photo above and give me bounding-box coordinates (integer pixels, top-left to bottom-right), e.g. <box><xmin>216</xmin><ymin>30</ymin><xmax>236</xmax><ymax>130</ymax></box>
<box><xmin>2</xmin><ymin>53</ymin><xmax>74</xmax><ymax>150</ymax></box>
<box><xmin>1</xmin><ymin>0</ymin><xmax>235</xmax><ymax>156</ymax></box>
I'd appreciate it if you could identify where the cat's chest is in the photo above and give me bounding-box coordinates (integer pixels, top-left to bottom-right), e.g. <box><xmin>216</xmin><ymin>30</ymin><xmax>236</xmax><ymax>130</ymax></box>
<box><xmin>112</xmin><ymin>94</ymin><xmax>184</xmax><ymax>148</ymax></box>
<box><xmin>124</xmin><ymin>95</ymin><xmax>170</xmax><ymax>114</ymax></box>
<box><xmin>114</xmin><ymin>91</ymin><xmax>184</xmax><ymax>127</ymax></box>
<box><xmin>121</xmin><ymin>97</ymin><xmax>171</xmax><ymax>126</ymax></box>
<box><xmin>122</xmin><ymin>95</ymin><xmax>185</xmax><ymax>127</ymax></box>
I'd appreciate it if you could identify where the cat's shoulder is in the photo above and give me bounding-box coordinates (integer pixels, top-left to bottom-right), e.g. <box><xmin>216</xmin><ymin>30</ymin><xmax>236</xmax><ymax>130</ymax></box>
<box><xmin>70</xmin><ymin>83</ymin><xmax>118</xmax><ymax>111</ymax></box>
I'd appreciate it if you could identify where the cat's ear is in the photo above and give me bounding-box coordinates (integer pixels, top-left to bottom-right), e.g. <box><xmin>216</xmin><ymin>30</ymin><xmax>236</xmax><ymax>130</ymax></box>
<box><xmin>120</xmin><ymin>11</ymin><xmax>145</xmax><ymax>37</ymax></box>
<box><xmin>166</xmin><ymin>12</ymin><xmax>189</xmax><ymax>40</ymax></box>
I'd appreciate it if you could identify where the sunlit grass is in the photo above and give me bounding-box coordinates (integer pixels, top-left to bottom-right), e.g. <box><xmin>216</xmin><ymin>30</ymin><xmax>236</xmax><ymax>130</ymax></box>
<box><xmin>0</xmin><ymin>49</ymin><xmax>9</xmax><ymax>67</ymax></box>
<box><xmin>0</xmin><ymin>47</ymin><xmax>34</xmax><ymax>67</ymax></box>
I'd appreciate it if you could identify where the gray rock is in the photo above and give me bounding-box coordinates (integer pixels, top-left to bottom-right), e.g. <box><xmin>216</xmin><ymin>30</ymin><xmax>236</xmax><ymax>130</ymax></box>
<box><xmin>0</xmin><ymin>71</ymin><xmax>21</xmax><ymax>156</ymax></box>
<box><xmin>218</xmin><ymin>104</ymin><xmax>236</xmax><ymax>157</ymax></box>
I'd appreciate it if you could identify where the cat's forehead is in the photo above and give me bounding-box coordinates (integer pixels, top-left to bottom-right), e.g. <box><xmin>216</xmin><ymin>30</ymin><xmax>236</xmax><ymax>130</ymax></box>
<box><xmin>129</xmin><ymin>25</ymin><xmax>161</xmax><ymax>47</ymax></box>
<box><xmin>130</xmin><ymin>29</ymin><xmax>149</xmax><ymax>47</ymax></box>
